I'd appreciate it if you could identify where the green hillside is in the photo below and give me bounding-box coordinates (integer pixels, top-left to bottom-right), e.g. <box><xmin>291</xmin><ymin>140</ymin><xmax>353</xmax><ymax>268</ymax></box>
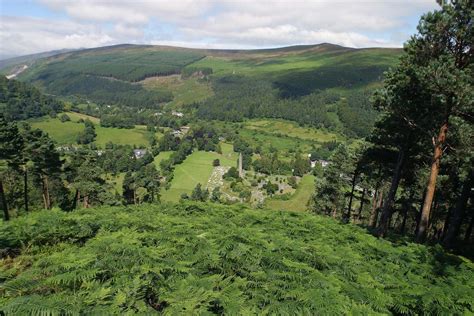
<box><xmin>1</xmin><ymin>202</ymin><xmax>472</xmax><ymax>314</ymax></box>
<box><xmin>4</xmin><ymin>43</ymin><xmax>402</xmax><ymax>138</ymax></box>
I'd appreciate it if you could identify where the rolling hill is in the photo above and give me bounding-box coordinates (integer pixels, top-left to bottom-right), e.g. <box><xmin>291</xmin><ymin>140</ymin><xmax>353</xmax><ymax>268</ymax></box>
<box><xmin>2</xmin><ymin>43</ymin><xmax>402</xmax><ymax>138</ymax></box>
<box><xmin>3</xmin><ymin>43</ymin><xmax>401</xmax><ymax>104</ymax></box>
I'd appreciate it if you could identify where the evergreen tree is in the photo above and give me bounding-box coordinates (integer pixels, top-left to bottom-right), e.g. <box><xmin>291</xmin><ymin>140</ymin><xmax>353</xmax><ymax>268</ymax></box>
<box><xmin>22</xmin><ymin>128</ymin><xmax>62</xmax><ymax>209</ymax></box>
<box><xmin>0</xmin><ymin>116</ymin><xmax>24</xmax><ymax>220</ymax></box>
<box><xmin>77</xmin><ymin>119</ymin><xmax>97</xmax><ymax>144</ymax></box>
<box><xmin>292</xmin><ymin>152</ymin><xmax>310</xmax><ymax>177</ymax></box>
<box><xmin>191</xmin><ymin>183</ymin><xmax>207</xmax><ymax>202</ymax></box>
<box><xmin>313</xmin><ymin>144</ymin><xmax>350</xmax><ymax>218</ymax></box>
<box><xmin>370</xmin><ymin>0</ymin><xmax>473</xmax><ymax>241</ymax></box>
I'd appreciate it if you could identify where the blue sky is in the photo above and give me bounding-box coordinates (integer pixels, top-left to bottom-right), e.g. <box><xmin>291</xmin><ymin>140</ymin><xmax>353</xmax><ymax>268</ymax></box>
<box><xmin>0</xmin><ymin>0</ymin><xmax>439</xmax><ymax>59</ymax></box>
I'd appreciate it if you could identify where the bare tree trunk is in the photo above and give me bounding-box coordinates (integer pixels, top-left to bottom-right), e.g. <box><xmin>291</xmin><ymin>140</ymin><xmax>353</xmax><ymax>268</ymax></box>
<box><xmin>377</xmin><ymin>149</ymin><xmax>405</xmax><ymax>237</ymax></box>
<box><xmin>0</xmin><ymin>179</ymin><xmax>9</xmax><ymax>221</ymax></box>
<box><xmin>41</xmin><ymin>175</ymin><xmax>51</xmax><ymax>210</ymax></box>
<box><xmin>415</xmin><ymin>189</ymin><xmax>426</xmax><ymax>235</ymax></box>
<box><xmin>442</xmin><ymin>209</ymin><xmax>451</xmax><ymax>241</ymax></box>
<box><xmin>133</xmin><ymin>189</ymin><xmax>137</xmax><ymax>205</ymax></box>
<box><xmin>400</xmin><ymin>207</ymin><xmax>409</xmax><ymax>235</ymax></box>
<box><xmin>41</xmin><ymin>179</ymin><xmax>48</xmax><ymax>209</ymax></box>
<box><xmin>417</xmin><ymin>122</ymin><xmax>448</xmax><ymax>243</ymax></box>
<box><xmin>443</xmin><ymin>172</ymin><xmax>473</xmax><ymax>248</ymax></box>
<box><xmin>346</xmin><ymin>170</ymin><xmax>358</xmax><ymax>222</ymax></box>
<box><xmin>369</xmin><ymin>189</ymin><xmax>380</xmax><ymax>227</ymax></box>
<box><xmin>24</xmin><ymin>167</ymin><xmax>28</xmax><ymax>212</ymax></box>
<box><xmin>357</xmin><ymin>189</ymin><xmax>366</xmax><ymax>222</ymax></box>
<box><xmin>72</xmin><ymin>189</ymin><xmax>80</xmax><ymax>210</ymax></box>
<box><xmin>331</xmin><ymin>207</ymin><xmax>337</xmax><ymax>218</ymax></box>
<box><xmin>83</xmin><ymin>195</ymin><xmax>89</xmax><ymax>208</ymax></box>
<box><xmin>400</xmin><ymin>189</ymin><xmax>415</xmax><ymax>234</ymax></box>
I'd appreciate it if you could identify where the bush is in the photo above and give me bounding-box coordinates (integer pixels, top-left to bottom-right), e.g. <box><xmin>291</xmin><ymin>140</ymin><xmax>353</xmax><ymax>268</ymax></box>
<box><xmin>224</xmin><ymin>167</ymin><xmax>239</xmax><ymax>180</ymax></box>
<box><xmin>288</xmin><ymin>176</ymin><xmax>298</xmax><ymax>189</ymax></box>
<box><xmin>213</xmin><ymin>159</ymin><xmax>220</xmax><ymax>167</ymax></box>
<box><xmin>59</xmin><ymin>113</ymin><xmax>71</xmax><ymax>122</ymax></box>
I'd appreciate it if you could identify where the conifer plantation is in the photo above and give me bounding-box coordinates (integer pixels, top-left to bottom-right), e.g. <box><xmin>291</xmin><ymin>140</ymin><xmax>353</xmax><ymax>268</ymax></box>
<box><xmin>0</xmin><ymin>0</ymin><xmax>473</xmax><ymax>314</ymax></box>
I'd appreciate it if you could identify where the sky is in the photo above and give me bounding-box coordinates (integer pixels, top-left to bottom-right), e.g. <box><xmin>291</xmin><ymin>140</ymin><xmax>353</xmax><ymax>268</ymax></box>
<box><xmin>0</xmin><ymin>0</ymin><xmax>439</xmax><ymax>59</ymax></box>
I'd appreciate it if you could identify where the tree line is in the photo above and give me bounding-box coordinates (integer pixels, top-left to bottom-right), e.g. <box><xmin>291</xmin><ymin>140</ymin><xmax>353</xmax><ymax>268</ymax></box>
<box><xmin>0</xmin><ymin>76</ymin><xmax>64</xmax><ymax>120</ymax></box>
<box><xmin>0</xmin><ymin>116</ymin><xmax>162</xmax><ymax>218</ymax></box>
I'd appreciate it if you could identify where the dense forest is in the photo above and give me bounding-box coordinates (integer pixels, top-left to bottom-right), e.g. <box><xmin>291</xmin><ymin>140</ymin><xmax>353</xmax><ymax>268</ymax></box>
<box><xmin>196</xmin><ymin>76</ymin><xmax>376</xmax><ymax>137</ymax></box>
<box><xmin>17</xmin><ymin>47</ymin><xmax>206</xmax><ymax>107</ymax></box>
<box><xmin>0</xmin><ymin>76</ymin><xmax>63</xmax><ymax>120</ymax></box>
<box><xmin>32</xmin><ymin>72</ymin><xmax>173</xmax><ymax>108</ymax></box>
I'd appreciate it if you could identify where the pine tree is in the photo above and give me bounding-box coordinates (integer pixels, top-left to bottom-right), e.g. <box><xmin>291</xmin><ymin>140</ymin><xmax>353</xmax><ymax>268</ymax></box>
<box><xmin>313</xmin><ymin>144</ymin><xmax>350</xmax><ymax>218</ymax></box>
<box><xmin>22</xmin><ymin>128</ymin><xmax>62</xmax><ymax>209</ymax></box>
<box><xmin>0</xmin><ymin>116</ymin><xmax>24</xmax><ymax>220</ymax></box>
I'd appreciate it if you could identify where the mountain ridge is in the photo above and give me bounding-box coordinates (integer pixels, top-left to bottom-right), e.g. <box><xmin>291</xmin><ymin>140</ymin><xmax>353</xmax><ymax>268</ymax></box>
<box><xmin>0</xmin><ymin>42</ymin><xmax>402</xmax><ymax>72</ymax></box>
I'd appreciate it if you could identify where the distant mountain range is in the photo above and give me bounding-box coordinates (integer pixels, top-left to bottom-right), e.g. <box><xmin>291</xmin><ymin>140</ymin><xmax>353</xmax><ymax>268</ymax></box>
<box><xmin>0</xmin><ymin>48</ymin><xmax>77</xmax><ymax>70</ymax></box>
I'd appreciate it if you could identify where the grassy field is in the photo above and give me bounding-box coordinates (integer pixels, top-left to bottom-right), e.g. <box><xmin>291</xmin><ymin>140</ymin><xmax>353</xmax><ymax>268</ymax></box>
<box><xmin>244</xmin><ymin>119</ymin><xmax>343</xmax><ymax>142</ymax></box>
<box><xmin>66</xmin><ymin>111</ymin><xmax>100</xmax><ymax>124</ymax></box>
<box><xmin>162</xmin><ymin>148</ymin><xmax>237</xmax><ymax>202</ymax></box>
<box><xmin>266</xmin><ymin>174</ymin><xmax>315</xmax><ymax>211</ymax></box>
<box><xmin>94</xmin><ymin>125</ymin><xmax>152</xmax><ymax>148</ymax></box>
<box><xmin>141</xmin><ymin>75</ymin><xmax>213</xmax><ymax>108</ymax></box>
<box><xmin>29</xmin><ymin>118</ymin><xmax>84</xmax><ymax>144</ymax></box>
<box><xmin>29</xmin><ymin>112</ymin><xmax>161</xmax><ymax>147</ymax></box>
<box><xmin>153</xmin><ymin>151</ymin><xmax>173</xmax><ymax>169</ymax></box>
<box><xmin>238</xmin><ymin>128</ymin><xmax>315</xmax><ymax>158</ymax></box>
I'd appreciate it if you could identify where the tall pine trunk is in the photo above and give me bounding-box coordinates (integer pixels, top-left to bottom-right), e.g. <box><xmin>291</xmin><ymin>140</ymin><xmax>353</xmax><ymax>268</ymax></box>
<box><xmin>23</xmin><ymin>167</ymin><xmax>28</xmax><ymax>212</ymax></box>
<box><xmin>72</xmin><ymin>189</ymin><xmax>80</xmax><ymax>209</ymax></box>
<box><xmin>369</xmin><ymin>189</ymin><xmax>379</xmax><ymax>227</ymax></box>
<box><xmin>369</xmin><ymin>189</ymin><xmax>384</xmax><ymax>228</ymax></box>
<box><xmin>417</xmin><ymin>122</ymin><xmax>448</xmax><ymax>242</ymax></box>
<box><xmin>40</xmin><ymin>175</ymin><xmax>51</xmax><ymax>209</ymax></box>
<box><xmin>0</xmin><ymin>179</ymin><xmax>9</xmax><ymax>221</ymax></box>
<box><xmin>400</xmin><ymin>189</ymin><xmax>415</xmax><ymax>234</ymax></box>
<box><xmin>377</xmin><ymin>149</ymin><xmax>405</xmax><ymax>237</ymax></box>
<box><xmin>357</xmin><ymin>189</ymin><xmax>366</xmax><ymax>222</ymax></box>
<box><xmin>346</xmin><ymin>170</ymin><xmax>358</xmax><ymax>222</ymax></box>
<box><xmin>443</xmin><ymin>171</ymin><xmax>473</xmax><ymax>248</ymax></box>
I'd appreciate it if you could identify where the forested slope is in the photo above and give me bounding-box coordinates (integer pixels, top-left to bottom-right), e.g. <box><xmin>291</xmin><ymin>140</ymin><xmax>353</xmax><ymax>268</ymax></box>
<box><xmin>1</xmin><ymin>202</ymin><xmax>473</xmax><ymax>314</ymax></box>
<box><xmin>6</xmin><ymin>43</ymin><xmax>401</xmax><ymax>137</ymax></box>
<box><xmin>0</xmin><ymin>76</ymin><xmax>63</xmax><ymax>120</ymax></box>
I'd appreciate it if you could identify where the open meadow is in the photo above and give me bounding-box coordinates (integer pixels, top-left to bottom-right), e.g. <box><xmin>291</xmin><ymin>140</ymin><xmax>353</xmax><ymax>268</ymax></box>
<box><xmin>266</xmin><ymin>174</ymin><xmax>315</xmax><ymax>211</ymax></box>
<box><xmin>161</xmin><ymin>147</ymin><xmax>237</xmax><ymax>202</ymax></box>
<box><xmin>29</xmin><ymin>112</ymin><xmax>162</xmax><ymax>147</ymax></box>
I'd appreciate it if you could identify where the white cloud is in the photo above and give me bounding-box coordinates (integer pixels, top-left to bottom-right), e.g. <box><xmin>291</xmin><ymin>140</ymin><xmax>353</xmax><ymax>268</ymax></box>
<box><xmin>0</xmin><ymin>0</ymin><xmax>439</xmax><ymax>58</ymax></box>
<box><xmin>0</xmin><ymin>16</ymin><xmax>116</xmax><ymax>58</ymax></box>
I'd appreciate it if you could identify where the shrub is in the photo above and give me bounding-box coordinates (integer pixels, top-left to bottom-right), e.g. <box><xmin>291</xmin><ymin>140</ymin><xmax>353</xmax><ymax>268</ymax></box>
<box><xmin>59</xmin><ymin>113</ymin><xmax>71</xmax><ymax>122</ymax></box>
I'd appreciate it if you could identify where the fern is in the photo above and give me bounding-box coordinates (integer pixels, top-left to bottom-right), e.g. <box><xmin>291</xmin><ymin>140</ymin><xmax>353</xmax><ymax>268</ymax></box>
<box><xmin>0</xmin><ymin>202</ymin><xmax>473</xmax><ymax>314</ymax></box>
